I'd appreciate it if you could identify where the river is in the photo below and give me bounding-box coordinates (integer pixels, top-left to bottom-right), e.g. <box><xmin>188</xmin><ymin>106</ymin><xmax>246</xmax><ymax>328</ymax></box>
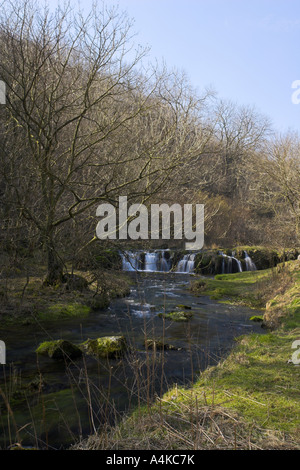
<box><xmin>0</xmin><ymin>272</ymin><xmax>263</xmax><ymax>449</ymax></box>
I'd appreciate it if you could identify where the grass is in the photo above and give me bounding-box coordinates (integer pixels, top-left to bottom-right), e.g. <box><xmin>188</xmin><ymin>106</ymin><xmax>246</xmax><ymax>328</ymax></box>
<box><xmin>38</xmin><ymin>303</ymin><xmax>92</xmax><ymax>321</ymax></box>
<box><xmin>0</xmin><ymin>267</ymin><xmax>132</xmax><ymax>327</ymax></box>
<box><xmin>194</xmin><ymin>330</ymin><xmax>300</xmax><ymax>433</ymax></box>
<box><xmin>76</xmin><ymin>328</ymin><xmax>300</xmax><ymax>449</ymax></box>
<box><xmin>191</xmin><ymin>262</ymin><xmax>297</xmax><ymax>311</ymax></box>
<box><xmin>190</xmin><ymin>269</ymin><xmax>271</xmax><ymax>308</ymax></box>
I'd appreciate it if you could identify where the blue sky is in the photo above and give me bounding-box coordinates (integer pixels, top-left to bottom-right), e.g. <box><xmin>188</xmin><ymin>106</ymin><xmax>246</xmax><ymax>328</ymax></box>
<box><xmin>49</xmin><ymin>0</ymin><xmax>300</xmax><ymax>133</ymax></box>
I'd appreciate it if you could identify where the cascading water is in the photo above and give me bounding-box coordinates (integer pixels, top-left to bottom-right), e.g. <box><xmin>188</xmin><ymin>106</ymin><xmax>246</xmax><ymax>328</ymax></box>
<box><xmin>160</xmin><ymin>250</ymin><xmax>171</xmax><ymax>272</ymax></box>
<box><xmin>121</xmin><ymin>250</ymin><xmax>172</xmax><ymax>273</ymax></box>
<box><xmin>121</xmin><ymin>251</ymin><xmax>140</xmax><ymax>271</ymax></box>
<box><xmin>177</xmin><ymin>253</ymin><xmax>196</xmax><ymax>273</ymax></box>
<box><xmin>121</xmin><ymin>250</ymin><xmax>196</xmax><ymax>273</ymax></box>
<box><xmin>244</xmin><ymin>251</ymin><xmax>257</xmax><ymax>271</ymax></box>
<box><xmin>219</xmin><ymin>251</ymin><xmax>243</xmax><ymax>274</ymax></box>
<box><xmin>144</xmin><ymin>252</ymin><xmax>160</xmax><ymax>271</ymax></box>
<box><xmin>219</xmin><ymin>250</ymin><xmax>256</xmax><ymax>273</ymax></box>
<box><xmin>121</xmin><ymin>249</ymin><xmax>257</xmax><ymax>274</ymax></box>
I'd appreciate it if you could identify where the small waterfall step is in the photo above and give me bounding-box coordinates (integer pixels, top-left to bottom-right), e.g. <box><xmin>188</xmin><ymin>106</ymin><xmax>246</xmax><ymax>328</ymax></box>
<box><xmin>244</xmin><ymin>251</ymin><xmax>257</xmax><ymax>271</ymax></box>
<box><xmin>121</xmin><ymin>250</ymin><xmax>172</xmax><ymax>273</ymax></box>
<box><xmin>176</xmin><ymin>253</ymin><xmax>196</xmax><ymax>273</ymax></box>
<box><xmin>121</xmin><ymin>249</ymin><xmax>257</xmax><ymax>274</ymax></box>
<box><xmin>219</xmin><ymin>251</ymin><xmax>242</xmax><ymax>274</ymax></box>
<box><xmin>219</xmin><ymin>250</ymin><xmax>257</xmax><ymax>273</ymax></box>
<box><xmin>120</xmin><ymin>250</ymin><xmax>197</xmax><ymax>273</ymax></box>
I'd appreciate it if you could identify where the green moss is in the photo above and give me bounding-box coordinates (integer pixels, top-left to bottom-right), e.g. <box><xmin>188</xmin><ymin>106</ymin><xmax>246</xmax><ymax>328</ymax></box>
<box><xmin>38</xmin><ymin>302</ymin><xmax>91</xmax><ymax>321</ymax></box>
<box><xmin>36</xmin><ymin>339</ymin><xmax>82</xmax><ymax>360</ymax></box>
<box><xmin>249</xmin><ymin>315</ymin><xmax>264</xmax><ymax>322</ymax></box>
<box><xmin>195</xmin><ymin>330</ymin><xmax>300</xmax><ymax>432</ymax></box>
<box><xmin>172</xmin><ymin>262</ymin><xmax>300</xmax><ymax>435</ymax></box>
<box><xmin>191</xmin><ymin>269</ymin><xmax>275</xmax><ymax>308</ymax></box>
<box><xmin>159</xmin><ymin>310</ymin><xmax>193</xmax><ymax>322</ymax></box>
<box><xmin>81</xmin><ymin>336</ymin><xmax>127</xmax><ymax>358</ymax></box>
<box><xmin>0</xmin><ymin>265</ymin><xmax>133</xmax><ymax>329</ymax></box>
<box><xmin>234</xmin><ymin>245</ymin><xmax>282</xmax><ymax>270</ymax></box>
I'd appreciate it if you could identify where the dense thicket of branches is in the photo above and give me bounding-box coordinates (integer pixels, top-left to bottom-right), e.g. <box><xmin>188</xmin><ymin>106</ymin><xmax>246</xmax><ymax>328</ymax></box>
<box><xmin>0</xmin><ymin>0</ymin><xmax>299</xmax><ymax>282</ymax></box>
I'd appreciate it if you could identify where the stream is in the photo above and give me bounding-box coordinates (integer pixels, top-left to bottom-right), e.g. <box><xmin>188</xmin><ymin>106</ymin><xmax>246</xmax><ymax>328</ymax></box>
<box><xmin>0</xmin><ymin>272</ymin><xmax>263</xmax><ymax>449</ymax></box>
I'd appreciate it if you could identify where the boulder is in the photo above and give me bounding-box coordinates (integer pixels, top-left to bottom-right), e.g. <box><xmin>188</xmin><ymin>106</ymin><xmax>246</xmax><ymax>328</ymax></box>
<box><xmin>81</xmin><ymin>335</ymin><xmax>127</xmax><ymax>358</ymax></box>
<box><xmin>159</xmin><ymin>310</ymin><xmax>193</xmax><ymax>322</ymax></box>
<box><xmin>145</xmin><ymin>339</ymin><xmax>178</xmax><ymax>351</ymax></box>
<box><xmin>36</xmin><ymin>339</ymin><xmax>82</xmax><ymax>361</ymax></box>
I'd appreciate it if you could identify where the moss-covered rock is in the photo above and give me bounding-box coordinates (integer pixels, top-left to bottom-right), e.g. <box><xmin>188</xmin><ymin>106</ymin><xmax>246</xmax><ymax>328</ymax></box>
<box><xmin>159</xmin><ymin>310</ymin><xmax>193</xmax><ymax>322</ymax></box>
<box><xmin>81</xmin><ymin>336</ymin><xmax>127</xmax><ymax>358</ymax></box>
<box><xmin>192</xmin><ymin>246</ymin><xmax>299</xmax><ymax>275</ymax></box>
<box><xmin>145</xmin><ymin>339</ymin><xmax>178</xmax><ymax>351</ymax></box>
<box><xmin>36</xmin><ymin>339</ymin><xmax>82</xmax><ymax>361</ymax></box>
<box><xmin>40</xmin><ymin>302</ymin><xmax>91</xmax><ymax>320</ymax></box>
<box><xmin>249</xmin><ymin>315</ymin><xmax>264</xmax><ymax>322</ymax></box>
<box><xmin>234</xmin><ymin>246</ymin><xmax>281</xmax><ymax>270</ymax></box>
<box><xmin>194</xmin><ymin>251</ymin><xmax>229</xmax><ymax>275</ymax></box>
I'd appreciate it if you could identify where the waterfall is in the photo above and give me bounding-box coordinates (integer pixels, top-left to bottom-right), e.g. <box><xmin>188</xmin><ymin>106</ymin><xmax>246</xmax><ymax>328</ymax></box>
<box><xmin>233</xmin><ymin>256</ymin><xmax>243</xmax><ymax>273</ymax></box>
<box><xmin>177</xmin><ymin>253</ymin><xmax>196</xmax><ymax>273</ymax></box>
<box><xmin>244</xmin><ymin>251</ymin><xmax>257</xmax><ymax>271</ymax></box>
<box><xmin>144</xmin><ymin>252</ymin><xmax>159</xmax><ymax>271</ymax></box>
<box><xmin>160</xmin><ymin>250</ymin><xmax>171</xmax><ymax>272</ymax></box>
<box><xmin>219</xmin><ymin>250</ymin><xmax>256</xmax><ymax>273</ymax></box>
<box><xmin>121</xmin><ymin>250</ymin><xmax>171</xmax><ymax>272</ymax></box>
<box><xmin>121</xmin><ymin>249</ymin><xmax>257</xmax><ymax>274</ymax></box>
<box><xmin>219</xmin><ymin>251</ymin><xmax>242</xmax><ymax>274</ymax></box>
<box><xmin>121</xmin><ymin>251</ymin><xmax>141</xmax><ymax>271</ymax></box>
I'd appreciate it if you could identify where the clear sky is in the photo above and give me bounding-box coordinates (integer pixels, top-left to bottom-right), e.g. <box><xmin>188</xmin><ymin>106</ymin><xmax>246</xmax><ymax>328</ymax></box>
<box><xmin>49</xmin><ymin>0</ymin><xmax>300</xmax><ymax>133</ymax></box>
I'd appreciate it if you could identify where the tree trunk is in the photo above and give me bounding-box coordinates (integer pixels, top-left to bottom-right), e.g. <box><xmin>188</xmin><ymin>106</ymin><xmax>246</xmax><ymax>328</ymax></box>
<box><xmin>44</xmin><ymin>237</ymin><xmax>64</xmax><ymax>285</ymax></box>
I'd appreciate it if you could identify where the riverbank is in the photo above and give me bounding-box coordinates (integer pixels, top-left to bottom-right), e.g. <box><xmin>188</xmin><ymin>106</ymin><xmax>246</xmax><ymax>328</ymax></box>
<box><xmin>74</xmin><ymin>260</ymin><xmax>300</xmax><ymax>450</ymax></box>
<box><xmin>0</xmin><ymin>264</ymin><xmax>131</xmax><ymax>328</ymax></box>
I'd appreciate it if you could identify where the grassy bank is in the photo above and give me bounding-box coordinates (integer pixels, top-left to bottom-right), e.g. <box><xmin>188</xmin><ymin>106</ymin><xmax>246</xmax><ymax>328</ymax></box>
<box><xmin>0</xmin><ymin>266</ymin><xmax>132</xmax><ymax>327</ymax></box>
<box><xmin>75</xmin><ymin>260</ymin><xmax>300</xmax><ymax>450</ymax></box>
<box><xmin>191</xmin><ymin>262</ymin><xmax>298</xmax><ymax>313</ymax></box>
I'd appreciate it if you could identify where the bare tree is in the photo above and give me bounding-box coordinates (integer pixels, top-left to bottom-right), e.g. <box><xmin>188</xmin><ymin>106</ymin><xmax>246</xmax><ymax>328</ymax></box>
<box><xmin>0</xmin><ymin>0</ymin><xmax>210</xmax><ymax>283</ymax></box>
<box><xmin>249</xmin><ymin>132</ymin><xmax>300</xmax><ymax>246</ymax></box>
<box><xmin>212</xmin><ymin>99</ymin><xmax>272</xmax><ymax>199</ymax></box>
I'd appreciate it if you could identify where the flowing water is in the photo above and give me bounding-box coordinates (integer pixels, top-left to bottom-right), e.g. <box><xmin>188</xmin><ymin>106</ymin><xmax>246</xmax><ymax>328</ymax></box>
<box><xmin>121</xmin><ymin>249</ymin><xmax>257</xmax><ymax>274</ymax></box>
<box><xmin>0</xmin><ymin>271</ymin><xmax>263</xmax><ymax>449</ymax></box>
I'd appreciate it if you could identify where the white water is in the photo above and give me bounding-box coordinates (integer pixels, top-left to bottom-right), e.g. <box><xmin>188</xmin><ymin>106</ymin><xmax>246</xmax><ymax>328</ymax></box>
<box><xmin>121</xmin><ymin>250</ymin><xmax>172</xmax><ymax>273</ymax></box>
<box><xmin>177</xmin><ymin>253</ymin><xmax>196</xmax><ymax>273</ymax></box>
<box><xmin>144</xmin><ymin>252</ymin><xmax>159</xmax><ymax>271</ymax></box>
<box><xmin>121</xmin><ymin>250</ymin><xmax>195</xmax><ymax>273</ymax></box>
<box><xmin>160</xmin><ymin>250</ymin><xmax>171</xmax><ymax>272</ymax></box>
<box><xmin>219</xmin><ymin>252</ymin><xmax>243</xmax><ymax>274</ymax></box>
<box><xmin>121</xmin><ymin>249</ymin><xmax>256</xmax><ymax>274</ymax></box>
<box><xmin>219</xmin><ymin>250</ymin><xmax>257</xmax><ymax>273</ymax></box>
<box><xmin>244</xmin><ymin>251</ymin><xmax>257</xmax><ymax>271</ymax></box>
<box><xmin>121</xmin><ymin>251</ymin><xmax>140</xmax><ymax>271</ymax></box>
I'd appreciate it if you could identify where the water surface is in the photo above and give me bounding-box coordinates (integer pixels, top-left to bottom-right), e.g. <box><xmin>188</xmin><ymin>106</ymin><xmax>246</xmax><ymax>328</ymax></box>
<box><xmin>0</xmin><ymin>272</ymin><xmax>263</xmax><ymax>449</ymax></box>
